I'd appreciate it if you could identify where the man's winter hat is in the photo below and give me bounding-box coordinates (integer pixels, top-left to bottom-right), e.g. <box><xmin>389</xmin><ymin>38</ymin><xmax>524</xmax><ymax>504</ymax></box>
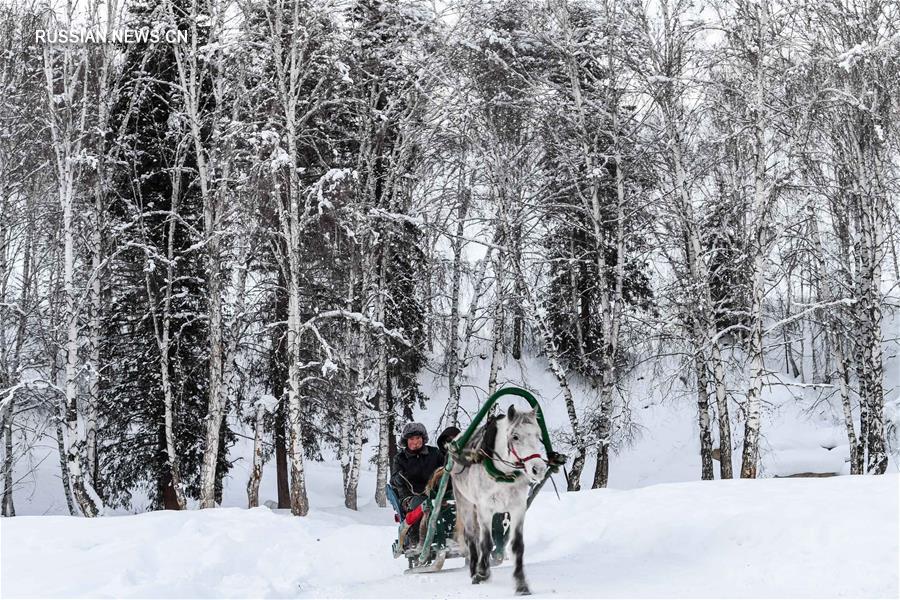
<box><xmin>401</xmin><ymin>422</ymin><xmax>428</xmax><ymax>444</ymax></box>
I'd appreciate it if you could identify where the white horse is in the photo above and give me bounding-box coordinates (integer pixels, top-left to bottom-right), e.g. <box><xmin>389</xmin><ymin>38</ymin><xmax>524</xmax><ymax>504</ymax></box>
<box><xmin>451</xmin><ymin>405</ymin><xmax>549</xmax><ymax>595</ymax></box>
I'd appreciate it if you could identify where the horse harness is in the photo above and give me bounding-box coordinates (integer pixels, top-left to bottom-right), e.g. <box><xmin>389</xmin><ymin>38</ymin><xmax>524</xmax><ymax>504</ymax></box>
<box><xmin>450</xmin><ymin>415</ymin><xmax>547</xmax><ymax>483</ymax></box>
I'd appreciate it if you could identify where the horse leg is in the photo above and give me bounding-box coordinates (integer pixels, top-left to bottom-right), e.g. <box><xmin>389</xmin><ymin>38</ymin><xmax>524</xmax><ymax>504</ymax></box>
<box><xmin>468</xmin><ymin>532</ymin><xmax>480</xmax><ymax>581</ymax></box>
<box><xmin>510</xmin><ymin>508</ymin><xmax>530</xmax><ymax>595</ymax></box>
<box><xmin>456</xmin><ymin>495</ymin><xmax>480</xmax><ymax>581</ymax></box>
<box><xmin>474</xmin><ymin>509</ymin><xmax>493</xmax><ymax>583</ymax></box>
<box><xmin>467</xmin><ymin>514</ymin><xmax>482</xmax><ymax>581</ymax></box>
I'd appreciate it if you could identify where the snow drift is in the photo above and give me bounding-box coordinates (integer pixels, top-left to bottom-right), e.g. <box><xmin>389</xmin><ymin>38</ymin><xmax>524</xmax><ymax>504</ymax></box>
<box><xmin>2</xmin><ymin>472</ymin><xmax>897</xmax><ymax>598</ymax></box>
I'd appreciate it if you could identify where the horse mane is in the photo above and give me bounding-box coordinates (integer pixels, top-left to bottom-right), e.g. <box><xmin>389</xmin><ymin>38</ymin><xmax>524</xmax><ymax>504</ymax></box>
<box><xmin>478</xmin><ymin>415</ymin><xmax>503</xmax><ymax>461</ymax></box>
<box><xmin>462</xmin><ymin>409</ymin><xmax>538</xmax><ymax>463</ymax></box>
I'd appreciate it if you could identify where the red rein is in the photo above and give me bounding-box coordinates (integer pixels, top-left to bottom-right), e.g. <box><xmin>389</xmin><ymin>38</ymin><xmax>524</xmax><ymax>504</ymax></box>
<box><xmin>509</xmin><ymin>445</ymin><xmax>544</xmax><ymax>469</ymax></box>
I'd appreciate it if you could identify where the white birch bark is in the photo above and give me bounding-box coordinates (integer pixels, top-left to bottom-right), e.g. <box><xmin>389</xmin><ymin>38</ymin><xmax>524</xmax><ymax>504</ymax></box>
<box><xmin>446</xmin><ymin>251</ymin><xmax>493</xmax><ymax>427</ymax></box>
<box><xmin>84</xmin><ymin>0</ymin><xmax>118</xmax><ymax>493</ymax></box>
<box><xmin>246</xmin><ymin>397</ymin><xmax>274</xmax><ymax>509</ymax></box>
<box><xmin>740</xmin><ymin>0</ymin><xmax>773</xmax><ymax>479</ymax></box>
<box><xmin>374</xmin><ymin>244</ymin><xmax>390</xmax><ymax>508</ymax></box>
<box><xmin>444</xmin><ymin>186</ymin><xmax>470</xmax><ymax>427</ymax></box>
<box><xmin>247</xmin><ymin>402</ymin><xmax>266</xmax><ymax>508</ymax></box>
<box><xmin>487</xmin><ymin>220</ymin><xmax>506</xmax><ymax>398</ymax></box>
<box><xmin>342</xmin><ymin>245</ymin><xmax>370</xmax><ymax>510</ymax></box>
<box><xmin>592</xmin><ymin>0</ymin><xmax>629</xmax><ymax>489</ymax></box>
<box><xmin>695</xmin><ymin>349</ymin><xmax>715</xmax><ymax>480</ymax></box>
<box><xmin>0</xmin><ymin>183</ymin><xmax>12</xmax><ymax>516</ymax></box>
<box><xmin>1</xmin><ymin>396</ymin><xmax>12</xmax><ymax>516</ymax></box>
<box><xmin>166</xmin><ymin>0</ymin><xmax>232</xmax><ymax>508</ymax></box>
<box><xmin>41</xmin><ymin>14</ymin><xmax>101</xmax><ymax>517</ymax></box>
<box><xmin>345</xmin><ymin>402</ymin><xmax>365</xmax><ymax>510</ymax></box>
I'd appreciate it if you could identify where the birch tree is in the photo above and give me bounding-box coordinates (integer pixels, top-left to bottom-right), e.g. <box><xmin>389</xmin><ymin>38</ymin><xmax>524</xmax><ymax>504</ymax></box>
<box><xmin>543</xmin><ymin>0</ymin><xmax>654</xmax><ymax>489</ymax></box>
<box><xmin>165</xmin><ymin>0</ymin><xmax>248</xmax><ymax>507</ymax></box>
<box><xmin>629</xmin><ymin>0</ymin><xmax>734</xmax><ymax>479</ymax></box>
<box><xmin>40</xmin><ymin>0</ymin><xmax>105</xmax><ymax>516</ymax></box>
<box><xmin>0</xmin><ymin>1</ymin><xmax>47</xmax><ymax>516</ymax></box>
<box><xmin>711</xmin><ymin>0</ymin><xmax>787</xmax><ymax>479</ymax></box>
<box><xmin>792</xmin><ymin>0</ymin><xmax>899</xmax><ymax>474</ymax></box>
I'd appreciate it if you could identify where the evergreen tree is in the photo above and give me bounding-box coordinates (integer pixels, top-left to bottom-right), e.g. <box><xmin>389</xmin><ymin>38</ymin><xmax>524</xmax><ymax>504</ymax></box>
<box><xmin>98</xmin><ymin>0</ymin><xmax>233</xmax><ymax>510</ymax></box>
<box><xmin>347</xmin><ymin>0</ymin><xmax>432</xmax><ymax>473</ymax></box>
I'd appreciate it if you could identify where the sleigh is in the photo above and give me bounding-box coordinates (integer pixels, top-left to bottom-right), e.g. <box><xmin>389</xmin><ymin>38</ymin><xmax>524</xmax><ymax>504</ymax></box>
<box><xmin>389</xmin><ymin>386</ymin><xmax>566</xmax><ymax>574</ymax></box>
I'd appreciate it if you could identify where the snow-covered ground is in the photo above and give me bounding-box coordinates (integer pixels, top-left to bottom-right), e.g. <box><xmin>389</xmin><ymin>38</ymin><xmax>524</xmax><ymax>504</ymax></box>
<box><xmin>2</xmin><ymin>466</ymin><xmax>897</xmax><ymax>598</ymax></box>
<box><xmin>4</xmin><ymin>326</ymin><xmax>899</xmax><ymax>597</ymax></box>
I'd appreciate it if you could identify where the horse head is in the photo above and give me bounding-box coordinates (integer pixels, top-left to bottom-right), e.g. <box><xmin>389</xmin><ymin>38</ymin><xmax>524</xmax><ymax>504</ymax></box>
<box><xmin>498</xmin><ymin>405</ymin><xmax>548</xmax><ymax>484</ymax></box>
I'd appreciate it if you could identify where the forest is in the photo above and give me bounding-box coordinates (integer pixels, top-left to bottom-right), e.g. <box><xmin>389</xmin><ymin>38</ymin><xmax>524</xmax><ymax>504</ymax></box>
<box><xmin>0</xmin><ymin>0</ymin><xmax>898</xmax><ymax>519</ymax></box>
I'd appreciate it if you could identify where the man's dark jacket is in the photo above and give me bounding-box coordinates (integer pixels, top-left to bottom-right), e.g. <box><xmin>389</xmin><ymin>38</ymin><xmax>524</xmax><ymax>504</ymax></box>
<box><xmin>389</xmin><ymin>445</ymin><xmax>444</xmax><ymax>503</ymax></box>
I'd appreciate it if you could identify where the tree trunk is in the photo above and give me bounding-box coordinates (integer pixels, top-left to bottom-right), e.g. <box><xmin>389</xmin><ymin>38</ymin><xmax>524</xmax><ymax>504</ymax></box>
<box><xmin>695</xmin><ymin>348</ymin><xmax>715</xmax><ymax>480</ymax></box>
<box><xmin>148</xmin><ymin>179</ymin><xmax>187</xmax><ymax>510</ymax></box>
<box><xmin>740</xmin><ymin>0</ymin><xmax>771</xmax><ymax>480</ymax></box>
<box><xmin>86</xmin><ymin>233</ymin><xmax>101</xmax><ymax>490</ymax></box>
<box><xmin>511</xmin><ymin>273</ymin><xmax>524</xmax><ymax>360</ymax></box>
<box><xmin>345</xmin><ymin>404</ymin><xmax>365</xmax><ymax>510</ymax></box>
<box><xmin>851</xmin><ymin>137</ymin><xmax>887</xmax><ymax>474</ymax></box>
<box><xmin>711</xmin><ymin>343</ymin><xmax>733</xmax><ymax>479</ymax></box>
<box><xmin>55</xmin><ymin>395</ymin><xmax>76</xmax><ymax>517</ymax></box>
<box><xmin>444</xmin><ymin>185</ymin><xmax>469</xmax><ymax>428</ymax></box>
<box><xmin>0</xmin><ymin>193</ymin><xmax>9</xmax><ymax>516</ymax></box>
<box><xmin>487</xmin><ymin>295</ymin><xmax>504</xmax><ymax>398</ymax></box>
<box><xmin>247</xmin><ymin>402</ymin><xmax>266</xmax><ymax>508</ymax></box>
<box><xmin>374</xmin><ymin>246</ymin><xmax>390</xmax><ymax>508</ymax></box>
<box><xmin>0</xmin><ymin>200</ymin><xmax>32</xmax><ymax>517</ymax></box>
<box><xmin>62</xmin><ymin>163</ymin><xmax>99</xmax><ymax>518</ymax></box>
<box><xmin>159</xmin><ymin>422</ymin><xmax>180</xmax><ymax>510</ymax></box>
<box><xmin>860</xmin><ymin>198</ymin><xmax>887</xmax><ymax>475</ymax></box>
<box><xmin>198</xmin><ymin>217</ymin><xmax>225</xmax><ymax>508</ymax></box>
<box><xmin>592</xmin><ymin>374</ymin><xmax>614</xmax><ymax>489</ymax></box>
<box><xmin>1</xmin><ymin>396</ymin><xmax>14</xmax><ymax>516</ymax></box>
<box><xmin>741</xmin><ymin>247</ymin><xmax>767</xmax><ymax>479</ymax></box>
<box><xmin>286</xmin><ymin>275</ymin><xmax>309</xmax><ymax>516</ymax></box>
<box><xmin>834</xmin><ymin>335</ymin><xmax>861</xmax><ymax>474</ymax></box>
<box><xmin>274</xmin><ymin>405</ymin><xmax>290</xmax><ymax>509</ymax></box>
<box><xmin>343</xmin><ymin>246</ymin><xmax>368</xmax><ymax>511</ymax></box>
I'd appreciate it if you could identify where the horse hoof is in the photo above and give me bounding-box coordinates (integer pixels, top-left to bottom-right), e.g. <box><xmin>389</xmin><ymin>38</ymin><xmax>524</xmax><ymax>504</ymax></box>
<box><xmin>472</xmin><ymin>572</ymin><xmax>489</xmax><ymax>584</ymax></box>
<box><xmin>516</xmin><ymin>586</ymin><xmax>532</xmax><ymax>596</ymax></box>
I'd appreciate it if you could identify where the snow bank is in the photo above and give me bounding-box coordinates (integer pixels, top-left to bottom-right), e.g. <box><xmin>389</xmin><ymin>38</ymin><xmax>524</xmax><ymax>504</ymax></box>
<box><xmin>2</xmin><ymin>474</ymin><xmax>896</xmax><ymax>598</ymax></box>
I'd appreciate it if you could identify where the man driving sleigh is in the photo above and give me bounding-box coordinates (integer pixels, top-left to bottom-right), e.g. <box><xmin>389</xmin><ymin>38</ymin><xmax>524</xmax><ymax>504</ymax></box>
<box><xmin>387</xmin><ymin>422</ymin><xmax>460</xmax><ymax>549</ymax></box>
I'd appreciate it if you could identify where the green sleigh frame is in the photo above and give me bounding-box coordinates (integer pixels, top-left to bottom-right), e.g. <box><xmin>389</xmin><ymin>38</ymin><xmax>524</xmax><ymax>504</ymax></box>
<box><xmin>393</xmin><ymin>386</ymin><xmax>567</xmax><ymax>573</ymax></box>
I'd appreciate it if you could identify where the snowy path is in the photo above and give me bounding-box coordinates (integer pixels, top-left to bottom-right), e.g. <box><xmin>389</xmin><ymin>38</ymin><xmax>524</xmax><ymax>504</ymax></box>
<box><xmin>2</xmin><ymin>475</ymin><xmax>897</xmax><ymax>598</ymax></box>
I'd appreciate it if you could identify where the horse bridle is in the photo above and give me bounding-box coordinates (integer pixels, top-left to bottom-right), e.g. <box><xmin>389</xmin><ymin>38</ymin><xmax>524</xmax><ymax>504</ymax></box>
<box><xmin>508</xmin><ymin>442</ymin><xmax>545</xmax><ymax>470</ymax></box>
